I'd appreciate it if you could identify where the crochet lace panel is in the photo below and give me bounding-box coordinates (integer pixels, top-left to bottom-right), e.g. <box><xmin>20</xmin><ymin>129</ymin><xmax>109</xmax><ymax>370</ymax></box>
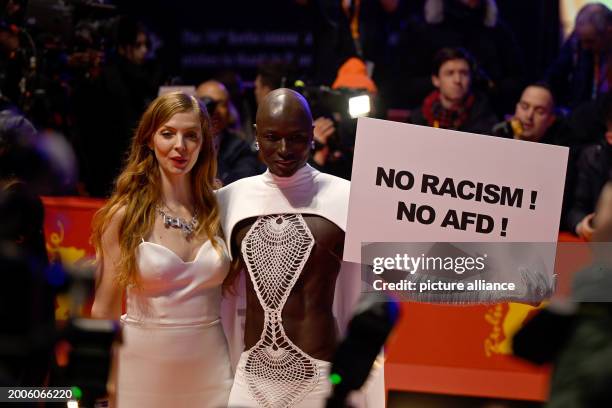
<box><xmin>241</xmin><ymin>214</ymin><xmax>319</xmax><ymax>407</ymax></box>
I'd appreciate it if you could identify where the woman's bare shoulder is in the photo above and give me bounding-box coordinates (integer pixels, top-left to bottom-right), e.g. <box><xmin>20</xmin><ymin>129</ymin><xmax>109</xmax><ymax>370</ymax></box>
<box><xmin>102</xmin><ymin>204</ymin><xmax>127</xmax><ymax>238</ymax></box>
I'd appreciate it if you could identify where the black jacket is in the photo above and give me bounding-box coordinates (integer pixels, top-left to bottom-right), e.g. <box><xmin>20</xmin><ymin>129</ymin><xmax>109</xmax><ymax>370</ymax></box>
<box><xmin>217</xmin><ymin>129</ymin><xmax>262</xmax><ymax>186</ymax></box>
<box><xmin>566</xmin><ymin>142</ymin><xmax>612</xmax><ymax>232</ymax></box>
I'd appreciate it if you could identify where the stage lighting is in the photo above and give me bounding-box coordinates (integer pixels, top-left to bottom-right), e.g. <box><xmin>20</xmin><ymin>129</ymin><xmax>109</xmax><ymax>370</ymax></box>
<box><xmin>348</xmin><ymin>94</ymin><xmax>371</xmax><ymax>118</ymax></box>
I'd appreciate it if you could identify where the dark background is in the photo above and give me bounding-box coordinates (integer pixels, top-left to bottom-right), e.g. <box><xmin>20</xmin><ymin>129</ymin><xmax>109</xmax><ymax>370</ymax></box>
<box><xmin>114</xmin><ymin>0</ymin><xmax>562</xmax><ymax>87</ymax></box>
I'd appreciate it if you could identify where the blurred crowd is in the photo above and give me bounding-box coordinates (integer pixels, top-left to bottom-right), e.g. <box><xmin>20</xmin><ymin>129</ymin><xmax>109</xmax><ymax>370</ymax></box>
<box><xmin>1</xmin><ymin>1</ymin><xmax>612</xmax><ymax>405</ymax></box>
<box><xmin>0</xmin><ymin>0</ymin><xmax>610</xmax><ymax>237</ymax></box>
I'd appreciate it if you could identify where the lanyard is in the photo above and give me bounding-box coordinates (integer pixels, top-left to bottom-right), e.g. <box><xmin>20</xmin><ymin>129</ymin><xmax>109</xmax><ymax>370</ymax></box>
<box><xmin>592</xmin><ymin>52</ymin><xmax>600</xmax><ymax>100</ymax></box>
<box><xmin>342</xmin><ymin>0</ymin><xmax>363</xmax><ymax>56</ymax></box>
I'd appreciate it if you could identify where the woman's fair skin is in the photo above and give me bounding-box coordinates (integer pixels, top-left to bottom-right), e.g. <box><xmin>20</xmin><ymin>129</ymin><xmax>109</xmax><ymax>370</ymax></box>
<box><xmin>91</xmin><ymin>110</ymin><xmax>206</xmax><ymax>319</ymax></box>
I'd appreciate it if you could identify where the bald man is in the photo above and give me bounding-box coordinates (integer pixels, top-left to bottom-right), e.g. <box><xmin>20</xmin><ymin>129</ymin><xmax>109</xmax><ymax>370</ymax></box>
<box><xmin>217</xmin><ymin>89</ymin><xmax>381</xmax><ymax>407</ymax></box>
<box><xmin>196</xmin><ymin>80</ymin><xmax>261</xmax><ymax>185</ymax></box>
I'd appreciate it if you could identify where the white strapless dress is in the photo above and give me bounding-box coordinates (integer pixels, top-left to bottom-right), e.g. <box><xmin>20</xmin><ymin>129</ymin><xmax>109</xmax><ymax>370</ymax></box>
<box><xmin>117</xmin><ymin>238</ymin><xmax>232</xmax><ymax>408</ymax></box>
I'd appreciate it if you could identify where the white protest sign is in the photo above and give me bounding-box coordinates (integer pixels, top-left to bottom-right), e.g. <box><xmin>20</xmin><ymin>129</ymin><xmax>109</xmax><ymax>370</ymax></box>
<box><xmin>344</xmin><ymin>118</ymin><xmax>569</xmax><ymax>265</ymax></box>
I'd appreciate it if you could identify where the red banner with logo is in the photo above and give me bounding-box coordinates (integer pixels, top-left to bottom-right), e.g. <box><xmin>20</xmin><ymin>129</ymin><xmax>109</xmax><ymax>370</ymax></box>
<box><xmin>42</xmin><ymin>197</ymin><xmax>588</xmax><ymax>401</ymax></box>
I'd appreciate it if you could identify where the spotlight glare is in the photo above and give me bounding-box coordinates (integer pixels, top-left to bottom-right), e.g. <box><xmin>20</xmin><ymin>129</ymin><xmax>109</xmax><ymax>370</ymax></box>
<box><xmin>348</xmin><ymin>94</ymin><xmax>371</xmax><ymax>118</ymax></box>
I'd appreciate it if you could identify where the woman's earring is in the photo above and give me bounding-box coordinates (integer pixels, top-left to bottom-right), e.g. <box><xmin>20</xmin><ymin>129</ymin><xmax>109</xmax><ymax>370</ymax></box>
<box><xmin>253</xmin><ymin>141</ymin><xmax>259</xmax><ymax>151</ymax></box>
<box><xmin>311</xmin><ymin>140</ymin><xmax>316</xmax><ymax>150</ymax></box>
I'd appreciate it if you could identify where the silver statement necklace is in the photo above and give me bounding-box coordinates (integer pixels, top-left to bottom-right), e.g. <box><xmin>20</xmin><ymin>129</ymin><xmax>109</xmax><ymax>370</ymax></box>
<box><xmin>156</xmin><ymin>205</ymin><xmax>198</xmax><ymax>238</ymax></box>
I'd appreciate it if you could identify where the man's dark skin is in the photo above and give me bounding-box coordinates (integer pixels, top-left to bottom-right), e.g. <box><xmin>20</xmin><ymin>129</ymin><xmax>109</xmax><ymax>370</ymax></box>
<box><xmin>229</xmin><ymin>89</ymin><xmax>345</xmax><ymax>361</ymax></box>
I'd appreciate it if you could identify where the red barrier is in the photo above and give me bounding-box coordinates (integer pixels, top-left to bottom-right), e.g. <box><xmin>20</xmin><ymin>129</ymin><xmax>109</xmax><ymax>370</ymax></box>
<box><xmin>41</xmin><ymin>197</ymin><xmax>588</xmax><ymax>401</ymax></box>
<box><xmin>42</xmin><ymin>197</ymin><xmax>102</xmax><ymax>320</ymax></box>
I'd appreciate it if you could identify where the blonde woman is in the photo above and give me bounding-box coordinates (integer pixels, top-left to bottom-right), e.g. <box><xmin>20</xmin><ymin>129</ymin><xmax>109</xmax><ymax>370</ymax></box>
<box><xmin>91</xmin><ymin>92</ymin><xmax>232</xmax><ymax>407</ymax></box>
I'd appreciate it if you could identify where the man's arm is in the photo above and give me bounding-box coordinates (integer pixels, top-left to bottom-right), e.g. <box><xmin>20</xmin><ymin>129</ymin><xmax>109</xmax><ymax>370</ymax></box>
<box><xmin>567</xmin><ymin>146</ymin><xmax>600</xmax><ymax>238</ymax></box>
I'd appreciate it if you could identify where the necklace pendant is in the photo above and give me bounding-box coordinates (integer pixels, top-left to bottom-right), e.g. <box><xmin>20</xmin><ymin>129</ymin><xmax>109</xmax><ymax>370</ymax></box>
<box><xmin>157</xmin><ymin>205</ymin><xmax>197</xmax><ymax>238</ymax></box>
<box><xmin>162</xmin><ymin>214</ymin><xmax>172</xmax><ymax>228</ymax></box>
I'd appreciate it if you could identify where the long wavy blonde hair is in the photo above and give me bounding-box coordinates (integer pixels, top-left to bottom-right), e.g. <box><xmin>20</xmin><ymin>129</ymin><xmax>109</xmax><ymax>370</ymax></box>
<box><xmin>91</xmin><ymin>91</ymin><xmax>220</xmax><ymax>286</ymax></box>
